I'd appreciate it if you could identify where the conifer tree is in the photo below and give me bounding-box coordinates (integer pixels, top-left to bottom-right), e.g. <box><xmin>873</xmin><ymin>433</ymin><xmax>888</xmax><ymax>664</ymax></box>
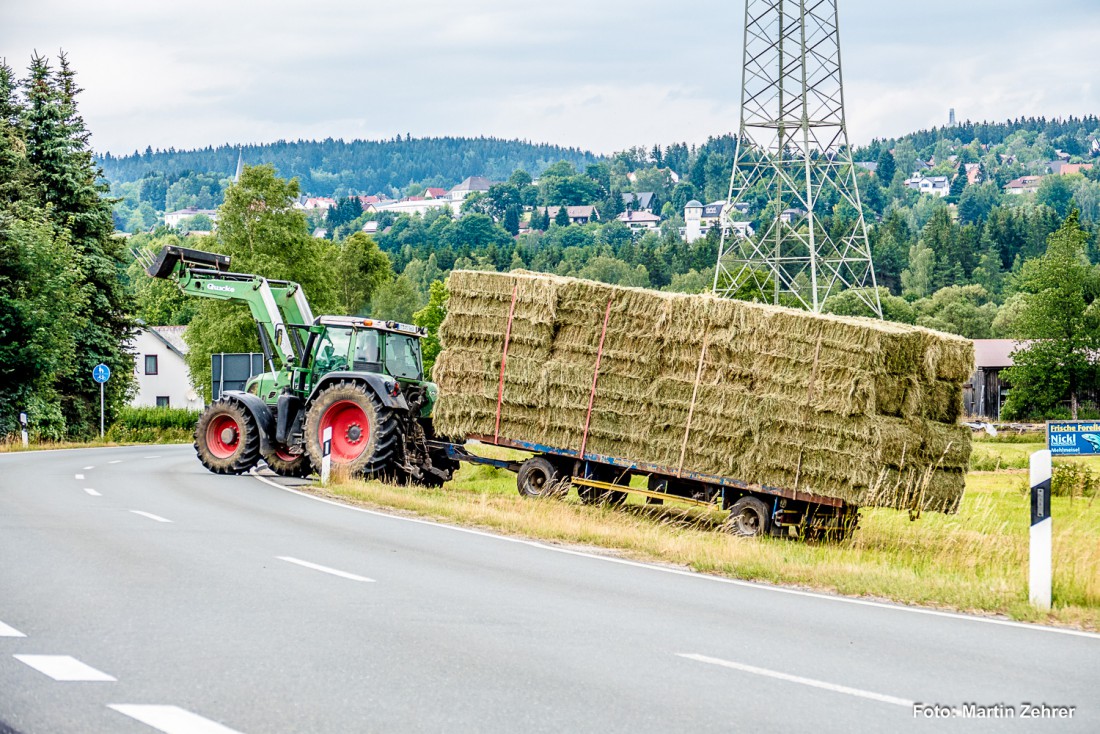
<box><xmin>21</xmin><ymin>53</ymin><xmax>134</xmax><ymax>437</ymax></box>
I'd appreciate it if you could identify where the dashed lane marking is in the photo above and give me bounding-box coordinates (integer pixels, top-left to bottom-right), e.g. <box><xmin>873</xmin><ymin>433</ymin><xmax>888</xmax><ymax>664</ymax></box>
<box><xmin>13</xmin><ymin>654</ymin><xmax>116</xmax><ymax>682</ymax></box>
<box><xmin>108</xmin><ymin>460</ymin><xmax>122</xmax><ymax>464</ymax></box>
<box><xmin>678</xmin><ymin>653</ymin><xmax>914</xmax><ymax>707</ymax></box>
<box><xmin>0</xmin><ymin>621</ymin><xmax>25</xmax><ymax>637</ymax></box>
<box><xmin>84</xmin><ymin>488</ymin><xmax>102</xmax><ymax>497</ymax></box>
<box><xmin>276</xmin><ymin>556</ymin><xmax>375</xmax><ymax>583</ymax></box>
<box><xmin>108</xmin><ymin>704</ymin><xmax>244</xmax><ymax>733</ymax></box>
<box><xmin>144</xmin><ymin>456</ymin><xmax>162</xmax><ymax>459</ymax></box>
<box><xmin>74</xmin><ymin>474</ymin><xmax>84</xmax><ymax>480</ymax></box>
<box><xmin>130</xmin><ymin>510</ymin><xmax>172</xmax><ymax>523</ymax></box>
<box><xmin>83</xmin><ymin>465</ymin><xmax>94</xmax><ymax>470</ymax></box>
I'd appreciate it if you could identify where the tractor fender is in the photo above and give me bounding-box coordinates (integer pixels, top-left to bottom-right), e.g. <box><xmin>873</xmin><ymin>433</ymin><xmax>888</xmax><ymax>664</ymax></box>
<box><xmin>220</xmin><ymin>390</ymin><xmax>276</xmax><ymax>455</ymax></box>
<box><xmin>307</xmin><ymin>372</ymin><xmax>410</xmax><ymax>411</ymax></box>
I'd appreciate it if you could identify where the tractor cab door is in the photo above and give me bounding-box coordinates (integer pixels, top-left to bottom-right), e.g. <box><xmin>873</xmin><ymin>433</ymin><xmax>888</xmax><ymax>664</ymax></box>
<box><xmin>381</xmin><ymin>332</ymin><xmax>424</xmax><ymax>381</ymax></box>
<box><xmin>351</xmin><ymin>329</ymin><xmax>383</xmax><ymax>374</ymax></box>
<box><xmin>310</xmin><ymin>326</ymin><xmax>354</xmax><ymax>379</ymax></box>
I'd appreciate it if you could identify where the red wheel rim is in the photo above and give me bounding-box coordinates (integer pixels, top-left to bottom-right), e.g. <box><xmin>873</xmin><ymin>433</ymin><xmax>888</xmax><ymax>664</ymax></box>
<box><xmin>320</xmin><ymin>400</ymin><xmax>371</xmax><ymax>463</ymax></box>
<box><xmin>207</xmin><ymin>414</ymin><xmax>241</xmax><ymax>459</ymax></box>
<box><xmin>274</xmin><ymin>447</ymin><xmax>298</xmax><ymax>462</ymax></box>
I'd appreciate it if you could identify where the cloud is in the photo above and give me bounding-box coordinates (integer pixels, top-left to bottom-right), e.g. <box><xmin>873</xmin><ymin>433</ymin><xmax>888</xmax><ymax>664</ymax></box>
<box><xmin>1</xmin><ymin>1</ymin><xmax>1096</xmax><ymax>155</ymax></box>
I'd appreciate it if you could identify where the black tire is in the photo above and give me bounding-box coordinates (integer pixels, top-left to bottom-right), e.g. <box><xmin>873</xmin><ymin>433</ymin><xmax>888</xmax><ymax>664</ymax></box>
<box><xmin>726</xmin><ymin>496</ymin><xmax>772</xmax><ymax>537</ymax></box>
<box><xmin>517</xmin><ymin>457</ymin><xmax>563</xmax><ymax>498</ymax></box>
<box><xmin>263</xmin><ymin>446</ymin><xmax>313</xmax><ymax>478</ymax></box>
<box><xmin>194</xmin><ymin>399</ymin><xmax>261</xmax><ymax>475</ymax></box>
<box><xmin>303</xmin><ymin>380</ymin><xmax>399</xmax><ymax>477</ymax></box>
<box><xmin>577</xmin><ymin>464</ymin><xmax>628</xmax><ymax>506</ymax></box>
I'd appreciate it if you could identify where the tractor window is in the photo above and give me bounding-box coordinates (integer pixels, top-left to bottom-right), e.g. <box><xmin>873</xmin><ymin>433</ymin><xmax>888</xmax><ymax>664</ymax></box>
<box><xmin>384</xmin><ymin>333</ymin><xmax>423</xmax><ymax>380</ymax></box>
<box><xmin>314</xmin><ymin>327</ymin><xmax>353</xmax><ymax>375</ymax></box>
<box><xmin>352</xmin><ymin>330</ymin><xmax>382</xmax><ymax>372</ymax></box>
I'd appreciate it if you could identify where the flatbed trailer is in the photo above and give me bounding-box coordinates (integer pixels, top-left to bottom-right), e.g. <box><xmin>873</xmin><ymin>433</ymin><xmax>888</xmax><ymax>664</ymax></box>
<box><xmin>435</xmin><ymin>435</ymin><xmax>859</xmax><ymax>540</ymax></box>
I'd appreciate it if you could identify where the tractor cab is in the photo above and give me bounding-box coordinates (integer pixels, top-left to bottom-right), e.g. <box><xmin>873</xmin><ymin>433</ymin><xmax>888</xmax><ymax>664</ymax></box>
<box><xmin>304</xmin><ymin>317</ymin><xmax>427</xmax><ymax>384</ymax></box>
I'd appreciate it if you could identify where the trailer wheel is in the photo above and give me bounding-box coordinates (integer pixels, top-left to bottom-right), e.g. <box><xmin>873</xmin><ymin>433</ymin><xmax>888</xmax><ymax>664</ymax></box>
<box><xmin>304</xmin><ymin>380</ymin><xmax>398</xmax><ymax>477</ymax></box>
<box><xmin>194</xmin><ymin>399</ymin><xmax>261</xmax><ymax>475</ymax></box>
<box><xmin>726</xmin><ymin>496</ymin><xmax>772</xmax><ymax>537</ymax></box>
<box><xmin>517</xmin><ymin>457</ymin><xmax>563</xmax><ymax>498</ymax></box>
<box><xmin>263</xmin><ymin>446</ymin><xmax>313</xmax><ymax>478</ymax></box>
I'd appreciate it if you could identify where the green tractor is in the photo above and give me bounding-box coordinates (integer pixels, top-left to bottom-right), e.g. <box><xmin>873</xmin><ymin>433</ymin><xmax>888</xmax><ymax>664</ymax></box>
<box><xmin>147</xmin><ymin>246</ymin><xmax>456</xmax><ymax>485</ymax></box>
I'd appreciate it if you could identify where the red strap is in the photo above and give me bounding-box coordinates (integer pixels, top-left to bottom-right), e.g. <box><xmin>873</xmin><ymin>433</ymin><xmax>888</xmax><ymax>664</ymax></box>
<box><xmin>580</xmin><ymin>298</ymin><xmax>613</xmax><ymax>459</ymax></box>
<box><xmin>494</xmin><ymin>284</ymin><xmax>519</xmax><ymax>443</ymax></box>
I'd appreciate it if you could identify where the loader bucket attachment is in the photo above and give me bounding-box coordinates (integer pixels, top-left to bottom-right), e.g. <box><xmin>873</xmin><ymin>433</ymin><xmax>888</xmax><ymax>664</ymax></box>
<box><xmin>146</xmin><ymin>246</ymin><xmax>232</xmax><ymax>279</ymax></box>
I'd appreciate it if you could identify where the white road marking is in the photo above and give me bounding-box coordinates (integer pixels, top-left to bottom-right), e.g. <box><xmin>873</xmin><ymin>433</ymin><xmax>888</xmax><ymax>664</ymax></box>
<box><xmin>679</xmin><ymin>653</ymin><xmax>914</xmax><ymax>707</ymax></box>
<box><xmin>83</xmin><ymin>465</ymin><xmax>95</xmax><ymax>470</ymax></box>
<box><xmin>84</xmin><ymin>488</ymin><xmax>102</xmax><ymax>497</ymax></box>
<box><xmin>130</xmin><ymin>510</ymin><xmax>172</xmax><ymax>523</ymax></box>
<box><xmin>74</xmin><ymin>474</ymin><xmax>84</xmax><ymax>480</ymax></box>
<box><xmin>250</xmin><ymin>469</ymin><xmax>1100</xmax><ymax>641</ymax></box>
<box><xmin>108</xmin><ymin>460</ymin><xmax>122</xmax><ymax>464</ymax></box>
<box><xmin>108</xmin><ymin>704</ymin><xmax>243</xmax><ymax>734</ymax></box>
<box><xmin>144</xmin><ymin>455</ymin><xmax>162</xmax><ymax>459</ymax></box>
<box><xmin>0</xmin><ymin>620</ymin><xmax>25</xmax><ymax>637</ymax></box>
<box><xmin>277</xmin><ymin>556</ymin><xmax>375</xmax><ymax>583</ymax></box>
<box><xmin>14</xmin><ymin>654</ymin><xmax>116</xmax><ymax>681</ymax></box>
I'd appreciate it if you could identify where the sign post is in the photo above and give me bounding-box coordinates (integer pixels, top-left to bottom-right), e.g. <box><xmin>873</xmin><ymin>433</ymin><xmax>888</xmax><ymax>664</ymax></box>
<box><xmin>19</xmin><ymin>412</ymin><xmax>28</xmax><ymax>449</ymax></box>
<box><xmin>92</xmin><ymin>364</ymin><xmax>111</xmax><ymax>438</ymax></box>
<box><xmin>1029</xmin><ymin>450</ymin><xmax>1052</xmax><ymax>610</ymax></box>
<box><xmin>321</xmin><ymin>426</ymin><xmax>332</xmax><ymax>485</ymax></box>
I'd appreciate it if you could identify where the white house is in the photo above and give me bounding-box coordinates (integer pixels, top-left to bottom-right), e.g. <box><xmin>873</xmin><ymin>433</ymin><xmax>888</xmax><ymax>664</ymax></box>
<box><xmin>904</xmin><ymin>175</ymin><xmax>950</xmax><ymax>197</ymax></box>
<box><xmin>683</xmin><ymin>200</ymin><xmax>744</xmax><ymax>243</ymax></box>
<box><xmin>539</xmin><ymin>205</ymin><xmax>599</xmax><ymax>225</ymax></box>
<box><xmin>130</xmin><ymin>326</ymin><xmax>205</xmax><ymax>410</ymax></box>
<box><xmin>1004</xmin><ymin>175</ymin><xmax>1043</xmax><ymax>195</ymax></box>
<box><xmin>615</xmin><ymin>210</ymin><xmax>661</xmax><ymax>231</ymax></box>
<box><xmin>164</xmin><ymin>207</ymin><xmax>218</xmax><ymax>228</ymax></box>
<box><xmin>375</xmin><ymin>198</ymin><xmax>455</xmax><ymax>217</ymax></box>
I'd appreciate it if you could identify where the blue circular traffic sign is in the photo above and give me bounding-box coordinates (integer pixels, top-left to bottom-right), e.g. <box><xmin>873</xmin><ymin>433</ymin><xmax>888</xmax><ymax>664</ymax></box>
<box><xmin>92</xmin><ymin>364</ymin><xmax>111</xmax><ymax>383</ymax></box>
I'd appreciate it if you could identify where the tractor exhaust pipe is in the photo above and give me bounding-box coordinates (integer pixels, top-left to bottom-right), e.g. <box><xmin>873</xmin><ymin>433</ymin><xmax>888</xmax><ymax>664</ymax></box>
<box><xmin>146</xmin><ymin>246</ymin><xmax>232</xmax><ymax>279</ymax></box>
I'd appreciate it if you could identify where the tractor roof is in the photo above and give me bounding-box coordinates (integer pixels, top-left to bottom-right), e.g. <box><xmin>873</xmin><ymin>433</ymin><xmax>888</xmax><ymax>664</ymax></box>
<box><xmin>315</xmin><ymin>315</ymin><xmax>426</xmax><ymax>337</ymax></box>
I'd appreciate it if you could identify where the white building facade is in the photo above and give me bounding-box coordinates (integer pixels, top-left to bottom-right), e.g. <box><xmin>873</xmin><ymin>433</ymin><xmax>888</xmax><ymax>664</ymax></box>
<box><xmin>130</xmin><ymin>326</ymin><xmax>205</xmax><ymax>410</ymax></box>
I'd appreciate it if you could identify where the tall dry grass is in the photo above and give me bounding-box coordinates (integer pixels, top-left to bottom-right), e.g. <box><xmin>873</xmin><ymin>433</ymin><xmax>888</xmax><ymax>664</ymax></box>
<box><xmin>314</xmin><ymin>452</ymin><xmax>1099</xmax><ymax>630</ymax></box>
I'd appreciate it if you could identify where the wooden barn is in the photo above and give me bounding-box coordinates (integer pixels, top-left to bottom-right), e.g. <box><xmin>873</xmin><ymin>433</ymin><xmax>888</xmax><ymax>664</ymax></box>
<box><xmin>963</xmin><ymin>339</ymin><xmax>1025</xmax><ymax>419</ymax></box>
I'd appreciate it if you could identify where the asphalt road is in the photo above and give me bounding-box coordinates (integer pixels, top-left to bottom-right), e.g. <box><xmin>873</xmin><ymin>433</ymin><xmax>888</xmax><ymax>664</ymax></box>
<box><xmin>0</xmin><ymin>444</ymin><xmax>1097</xmax><ymax>733</ymax></box>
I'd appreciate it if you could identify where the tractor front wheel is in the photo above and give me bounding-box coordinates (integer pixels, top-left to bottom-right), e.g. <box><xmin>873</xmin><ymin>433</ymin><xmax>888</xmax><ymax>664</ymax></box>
<box><xmin>263</xmin><ymin>446</ymin><xmax>313</xmax><ymax>478</ymax></box>
<box><xmin>194</xmin><ymin>399</ymin><xmax>261</xmax><ymax>474</ymax></box>
<box><xmin>304</xmin><ymin>381</ymin><xmax>398</xmax><ymax>477</ymax></box>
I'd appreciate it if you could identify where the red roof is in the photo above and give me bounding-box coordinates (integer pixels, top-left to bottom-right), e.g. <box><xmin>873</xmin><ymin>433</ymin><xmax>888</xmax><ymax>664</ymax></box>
<box><xmin>424</xmin><ymin>188</ymin><xmax>448</xmax><ymax>199</ymax></box>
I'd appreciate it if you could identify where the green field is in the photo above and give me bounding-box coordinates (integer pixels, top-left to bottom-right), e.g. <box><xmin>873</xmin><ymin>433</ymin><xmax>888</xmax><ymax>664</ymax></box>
<box><xmin>319</xmin><ymin>440</ymin><xmax>1100</xmax><ymax>631</ymax></box>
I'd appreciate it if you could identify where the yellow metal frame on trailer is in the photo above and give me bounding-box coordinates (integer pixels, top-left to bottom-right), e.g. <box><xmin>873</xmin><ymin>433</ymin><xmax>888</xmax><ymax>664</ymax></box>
<box><xmin>570</xmin><ymin>477</ymin><xmax>719</xmax><ymax>510</ymax></box>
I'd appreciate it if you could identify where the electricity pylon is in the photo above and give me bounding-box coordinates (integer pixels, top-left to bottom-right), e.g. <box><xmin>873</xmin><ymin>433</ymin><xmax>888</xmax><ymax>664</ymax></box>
<box><xmin>713</xmin><ymin>0</ymin><xmax>882</xmax><ymax>317</ymax></box>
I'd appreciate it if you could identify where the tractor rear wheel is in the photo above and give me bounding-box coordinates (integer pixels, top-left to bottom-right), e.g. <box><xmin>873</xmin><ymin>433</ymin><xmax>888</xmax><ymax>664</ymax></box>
<box><xmin>304</xmin><ymin>380</ymin><xmax>398</xmax><ymax>477</ymax></box>
<box><xmin>263</xmin><ymin>446</ymin><xmax>313</xmax><ymax>478</ymax></box>
<box><xmin>194</xmin><ymin>399</ymin><xmax>261</xmax><ymax>474</ymax></box>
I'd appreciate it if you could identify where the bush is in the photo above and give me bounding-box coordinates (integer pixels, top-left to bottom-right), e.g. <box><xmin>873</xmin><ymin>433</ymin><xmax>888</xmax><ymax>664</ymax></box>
<box><xmin>104</xmin><ymin>406</ymin><xmax>199</xmax><ymax>444</ymax></box>
<box><xmin>1051</xmin><ymin>463</ymin><xmax>1099</xmax><ymax>500</ymax></box>
<box><xmin>113</xmin><ymin>406</ymin><xmax>200</xmax><ymax>431</ymax></box>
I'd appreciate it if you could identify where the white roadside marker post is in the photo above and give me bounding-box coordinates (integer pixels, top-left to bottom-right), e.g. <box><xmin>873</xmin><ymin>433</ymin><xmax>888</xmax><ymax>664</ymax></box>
<box><xmin>321</xmin><ymin>426</ymin><xmax>332</xmax><ymax>485</ymax></box>
<box><xmin>1029</xmin><ymin>449</ymin><xmax>1052</xmax><ymax>611</ymax></box>
<box><xmin>19</xmin><ymin>412</ymin><xmax>28</xmax><ymax>448</ymax></box>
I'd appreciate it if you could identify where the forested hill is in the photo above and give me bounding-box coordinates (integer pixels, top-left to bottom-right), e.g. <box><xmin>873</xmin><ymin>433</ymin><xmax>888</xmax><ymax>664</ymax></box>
<box><xmin>97</xmin><ymin>136</ymin><xmax>601</xmax><ymax>198</ymax></box>
<box><xmin>855</xmin><ymin>115</ymin><xmax>1100</xmax><ymax>160</ymax></box>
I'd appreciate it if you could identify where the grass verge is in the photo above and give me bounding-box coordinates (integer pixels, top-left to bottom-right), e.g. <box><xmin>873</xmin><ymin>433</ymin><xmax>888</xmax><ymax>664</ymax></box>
<box><xmin>0</xmin><ymin>434</ymin><xmax>191</xmax><ymax>453</ymax></box>
<box><xmin>312</xmin><ymin>445</ymin><xmax>1099</xmax><ymax>631</ymax></box>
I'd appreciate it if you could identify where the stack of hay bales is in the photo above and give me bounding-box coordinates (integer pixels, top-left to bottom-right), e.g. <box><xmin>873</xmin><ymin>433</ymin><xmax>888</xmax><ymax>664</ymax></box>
<box><xmin>434</xmin><ymin>270</ymin><xmax>973</xmax><ymax>513</ymax></box>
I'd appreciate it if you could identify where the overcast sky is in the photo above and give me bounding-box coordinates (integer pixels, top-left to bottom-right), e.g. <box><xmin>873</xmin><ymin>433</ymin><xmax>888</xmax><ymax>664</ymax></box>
<box><xmin>3</xmin><ymin>1</ymin><xmax>1098</xmax><ymax>157</ymax></box>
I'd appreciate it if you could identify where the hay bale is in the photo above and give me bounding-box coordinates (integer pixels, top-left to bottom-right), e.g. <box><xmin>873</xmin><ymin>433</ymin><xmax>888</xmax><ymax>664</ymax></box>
<box><xmin>434</xmin><ymin>270</ymin><xmax>971</xmax><ymax>513</ymax></box>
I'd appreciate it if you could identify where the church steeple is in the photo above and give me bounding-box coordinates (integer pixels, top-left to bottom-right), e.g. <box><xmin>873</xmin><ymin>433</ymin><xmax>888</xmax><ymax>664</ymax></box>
<box><xmin>234</xmin><ymin>146</ymin><xmax>244</xmax><ymax>183</ymax></box>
